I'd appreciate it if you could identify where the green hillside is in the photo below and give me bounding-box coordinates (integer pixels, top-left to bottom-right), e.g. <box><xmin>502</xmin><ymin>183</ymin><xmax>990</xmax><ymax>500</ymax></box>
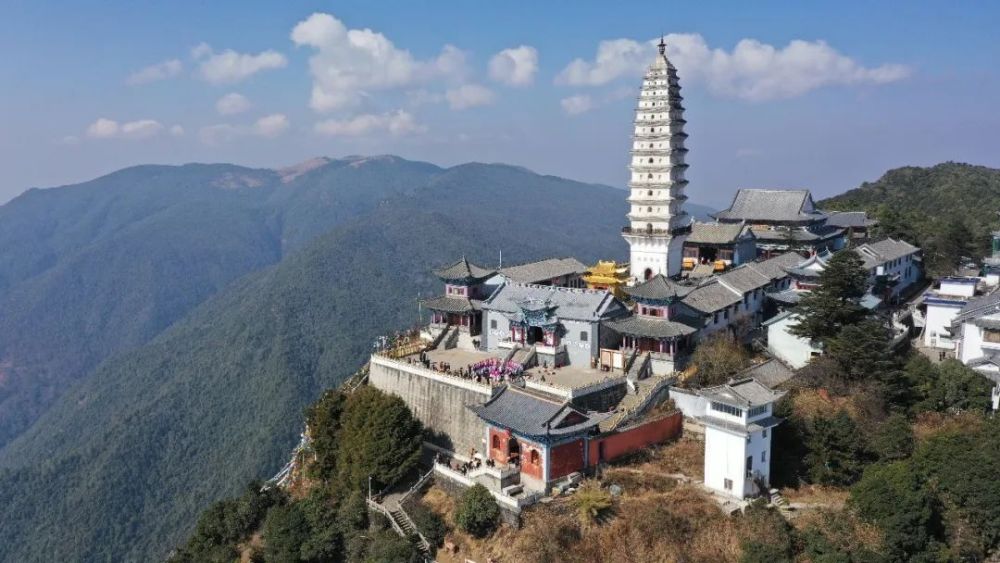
<box><xmin>821</xmin><ymin>162</ymin><xmax>1000</xmax><ymax>274</ymax></box>
<box><xmin>0</xmin><ymin>161</ymin><xmax>633</xmax><ymax>562</ymax></box>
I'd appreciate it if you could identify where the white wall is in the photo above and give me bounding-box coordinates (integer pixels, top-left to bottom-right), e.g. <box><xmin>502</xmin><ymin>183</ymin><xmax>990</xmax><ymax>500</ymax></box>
<box><xmin>766</xmin><ymin>314</ymin><xmax>821</xmax><ymax>368</ymax></box>
<box><xmin>703</xmin><ymin>427</ymin><xmax>748</xmax><ymax>498</ymax></box>
<box><xmin>924</xmin><ymin>302</ymin><xmax>963</xmax><ymax>349</ymax></box>
<box><xmin>940</xmin><ymin>279</ymin><xmax>977</xmax><ymax>297</ymax></box>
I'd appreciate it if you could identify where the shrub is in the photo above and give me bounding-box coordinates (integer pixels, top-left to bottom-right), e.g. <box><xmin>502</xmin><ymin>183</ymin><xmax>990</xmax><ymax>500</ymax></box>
<box><xmin>405</xmin><ymin>500</ymin><xmax>448</xmax><ymax>548</ymax></box>
<box><xmin>454</xmin><ymin>484</ymin><xmax>500</xmax><ymax>538</ymax></box>
<box><xmin>572</xmin><ymin>480</ymin><xmax>614</xmax><ymax>527</ymax></box>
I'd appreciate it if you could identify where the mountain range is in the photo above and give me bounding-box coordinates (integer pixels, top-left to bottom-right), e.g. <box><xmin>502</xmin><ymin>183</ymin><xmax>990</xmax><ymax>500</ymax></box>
<box><xmin>0</xmin><ymin>155</ymin><xmax>711</xmax><ymax>562</ymax></box>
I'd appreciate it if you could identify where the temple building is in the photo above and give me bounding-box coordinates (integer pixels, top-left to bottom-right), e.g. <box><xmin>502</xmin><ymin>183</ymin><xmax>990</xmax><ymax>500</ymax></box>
<box><xmin>422</xmin><ymin>257</ymin><xmax>496</xmax><ymax>348</ymax></box>
<box><xmin>682</xmin><ymin>221</ymin><xmax>756</xmax><ymax>271</ymax></box>
<box><xmin>713</xmin><ymin>189</ymin><xmax>846</xmax><ymax>257</ymax></box>
<box><xmin>604</xmin><ymin>275</ymin><xmax>699</xmax><ymax>374</ymax></box>
<box><xmin>622</xmin><ymin>38</ymin><xmax>692</xmax><ymax>281</ymax></box>
<box><xmin>479</xmin><ymin>283</ymin><xmax>629</xmax><ymax>368</ymax></box>
<box><xmin>583</xmin><ymin>260</ymin><xmax>631</xmax><ymax>298</ymax></box>
<box><xmin>825</xmin><ymin>211</ymin><xmax>878</xmax><ymax>242</ymax></box>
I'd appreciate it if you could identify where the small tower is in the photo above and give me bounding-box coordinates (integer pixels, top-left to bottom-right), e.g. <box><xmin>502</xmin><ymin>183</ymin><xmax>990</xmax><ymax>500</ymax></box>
<box><xmin>697</xmin><ymin>378</ymin><xmax>784</xmax><ymax>498</ymax></box>
<box><xmin>622</xmin><ymin>37</ymin><xmax>692</xmax><ymax>282</ymax></box>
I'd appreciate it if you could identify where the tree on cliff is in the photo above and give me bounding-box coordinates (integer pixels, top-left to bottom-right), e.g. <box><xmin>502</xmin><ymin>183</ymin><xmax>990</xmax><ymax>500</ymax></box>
<box><xmin>791</xmin><ymin>250</ymin><xmax>870</xmax><ymax>342</ymax></box>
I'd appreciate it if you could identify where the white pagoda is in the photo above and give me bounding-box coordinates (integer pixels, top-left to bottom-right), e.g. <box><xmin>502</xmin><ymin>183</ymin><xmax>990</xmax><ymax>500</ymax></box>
<box><xmin>623</xmin><ymin>37</ymin><xmax>692</xmax><ymax>282</ymax></box>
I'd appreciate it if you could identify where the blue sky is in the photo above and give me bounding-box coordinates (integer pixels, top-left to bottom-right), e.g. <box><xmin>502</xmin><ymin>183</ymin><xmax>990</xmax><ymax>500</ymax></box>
<box><xmin>1</xmin><ymin>1</ymin><xmax>998</xmax><ymax>207</ymax></box>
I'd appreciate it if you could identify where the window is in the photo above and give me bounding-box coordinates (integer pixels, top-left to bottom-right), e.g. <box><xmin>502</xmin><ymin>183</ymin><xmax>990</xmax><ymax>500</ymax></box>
<box><xmin>580</xmin><ymin>331</ymin><xmax>588</xmax><ymax>342</ymax></box>
<box><xmin>490</xmin><ymin>319</ymin><xmax>497</xmax><ymax>329</ymax></box>
<box><xmin>491</xmin><ymin>435</ymin><xmax>500</xmax><ymax>449</ymax></box>
<box><xmin>711</xmin><ymin>402</ymin><xmax>743</xmax><ymax>417</ymax></box>
<box><xmin>761</xmin><ymin>450</ymin><xmax>767</xmax><ymax>463</ymax></box>
<box><xmin>762</xmin><ymin>428</ymin><xmax>768</xmax><ymax>438</ymax></box>
<box><xmin>529</xmin><ymin>450</ymin><xmax>540</xmax><ymax>464</ymax></box>
<box><xmin>748</xmin><ymin>405</ymin><xmax>767</xmax><ymax>418</ymax></box>
<box><xmin>746</xmin><ymin>455</ymin><xmax>753</xmax><ymax>477</ymax></box>
<box><xmin>724</xmin><ymin>478</ymin><xmax>733</xmax><ymax>491</ymax></box>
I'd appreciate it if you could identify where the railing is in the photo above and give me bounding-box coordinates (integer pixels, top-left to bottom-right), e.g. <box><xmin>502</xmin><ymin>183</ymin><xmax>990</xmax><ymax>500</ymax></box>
<box><xmin>399</xmin><ymin>467</ymin><xmax>435</xmax><ymax>506</ymax></box>
<box><xmin>622</xmin><ymin>225</ymin><xmax>692</xmax><ymax>237</ymax></box>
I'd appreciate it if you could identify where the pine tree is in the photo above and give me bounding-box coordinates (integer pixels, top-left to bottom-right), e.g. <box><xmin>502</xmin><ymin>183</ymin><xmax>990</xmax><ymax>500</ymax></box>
<box><xmin>790</xmin><ymin>250</ymin><xmax>870</xmax><ymax>342</ymax></box>
<box><xmin>824</xmin><ymin>318</ymin><xmax>895</xmax><ymax>382</ymax></box>
<box><xmin>805</xmin><ymin>410</ymin><xmax>871</xmax><ymax>486</ymax></box>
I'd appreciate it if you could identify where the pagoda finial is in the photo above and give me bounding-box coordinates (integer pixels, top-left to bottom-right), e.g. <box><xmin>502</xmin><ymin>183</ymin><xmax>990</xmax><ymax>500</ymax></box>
<box><xmin>658</xmin><ymin>35</ymin><xmax>666</xmax><ymax>55</ymax></box>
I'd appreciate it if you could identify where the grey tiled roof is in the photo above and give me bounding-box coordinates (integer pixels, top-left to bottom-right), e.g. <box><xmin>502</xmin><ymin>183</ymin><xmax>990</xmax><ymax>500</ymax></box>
<box><xmin>421</xmin><ymin>295</ymin><xmax>481</xmax><ymax>313</ymax></box>
<box><xmin>750</xmin><ymin>224</ymin><xmax>845</xmax><ymax>243</ymax></box>
<box><xmin>682</xmin><ymin>280</ymin><xmax>743</xmax><ymax>314</ymax></box>
<box><xmin>768</xmin><ymin>289</ymin><xmax>803</xmax><ymax>305</ymax></box>
<box><xmin>952</xmin><ymin>290</ymin><xmax>1000</xmax><ymax>327</ymax></box>
<box><xmin>972</xmin><ymin>318</ymin><xmax>1000</xmax><ymax>329</ymax></box>
<box><xmin>739</xmin><ymin>360</ymin><xmax>796</xmax><ymax>389</ymax></box>
<box><xmin>468</xmin><ymin>386</ymin><xmax>609</xmax><ymax>438</ymax></box>
<box><xmin>966</xmin><ymin>356</ymin><xmax>1000</xmax><ymax>383</ymax></box>
<box><xmin>433</xmin><ymin>257</ymin><xmax>496</xmax><ymax>281</ymax></box>
<box><xmin>686</xmin><ymin>222</ymin><xmax>753</xmax><ymax>245</ymax></box>
<box><xmin>603</xmin><ymin>315</ymin><xmax>698</xmax><ymax>339</ymax></box>
<box><xmin>856</xmin><ymin>238</ymin><xmax>920</xmax><ymax>270</ymax></box>
<box><xmin>824</xmin><ymin>211</ymin><xmax>877</xmax><ymax>229</ymax></box>
<box><xmin>482</xmin><ymin>282</ymin><xmax>624</xmax><ymax>322</ymax></box>
<box><xmin>500</xmin><ymin>257</ymin><xmax>588</xmax><ymax>284</ymax></box>
<box><xmin>714</xmin><ymin>189</ymin><xmax>826</xmax><ymax>224</ymax></box>
<box><xmin>626</xmin><ymin>274</ymin><xmax>694</xmax><ymax>301</ymax></box>
<box><xmin>748</xmin><ymin>252</ymin><xmax>805</xmax><ymax>281</ymax></box>
<box><xmin>717</xmin><ymin>266</ymin><xmax>770</xmax><ymax>294</ymax></box>
<box><xmin>699</xmin><ymin>378</ymin><xmax>786</xmax><ymax>407</ymax></box>
<box><xmin>696</xmin><ymin>414</ymin><xmax>783</xmax><ymax>434</ymax></box>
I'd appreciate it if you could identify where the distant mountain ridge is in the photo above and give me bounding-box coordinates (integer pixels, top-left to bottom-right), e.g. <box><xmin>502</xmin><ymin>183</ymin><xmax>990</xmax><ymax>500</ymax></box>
<box><xmin>0</xmin><ymin>154</ymin><xmax>718</xmax><ymax>562</ymax></box>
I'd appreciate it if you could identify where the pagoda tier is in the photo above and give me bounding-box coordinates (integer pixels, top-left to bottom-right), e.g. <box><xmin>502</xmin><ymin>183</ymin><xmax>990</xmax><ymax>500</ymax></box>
<box><xmin>623</xmin><ymin>38</ymin><xmax>692</xmax><ymax>280</ymax></box>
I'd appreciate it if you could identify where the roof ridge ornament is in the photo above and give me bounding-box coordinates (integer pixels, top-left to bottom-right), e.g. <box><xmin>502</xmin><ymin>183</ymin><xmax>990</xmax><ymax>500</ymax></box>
<box><xmin>658</xmin><ymin>35</ymin><xmax>666</xmax><ymax>55</ymax></box>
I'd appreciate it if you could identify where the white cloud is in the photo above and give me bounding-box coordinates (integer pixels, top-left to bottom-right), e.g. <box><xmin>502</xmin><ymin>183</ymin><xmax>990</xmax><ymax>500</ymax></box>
<box><xmin>169</xmin><ymin>125</ymin><xmax>185</xmax><ymax>136</ymax></box>
<box><xmin>86</xmin><ymin>118</ymin><xmax>121</xmax><ymax>139</ymax></box>
<box><xmin>120</xmin><ymin>119</ymin><xmax>164</xmax><ymax>139</ymax></box>
<box><xmin>314</xmin><ymin>110</ymin><xmax>424</xmax><ymax>136</ymax></box>
<box><xmin>84</xmin><ymin>118</ymin><xmax>167</xmax><ymax>140</ymax></box>
<box><xmin>216</xmin><ymin>92</ymin><xmax>252</xmax><ymax>115</ymax></box>
<box><xmin>198</xmin><ymin>114</ymin><xmax>290</xmax><ymax>145</ymax></box>
<box><xmin>291</xmin><ymin>12</ymin><xmax>468</xmax><ymax>112</ymax></box>
<box><xmin>557</xmin><ymin>34</ymin><xmax>910</xmax><ymax>101</ymax></box>
<box><xmin>127</xmin><ymin>59</ymin><xmax>183</xmax><ymax>85</ymax></box>
<box><xmin>560</xmin><ymin>94</ymin><xmax>595</xmax><ymax>115</ymax></box>
<box><xmin>193</xmin><ymin>43</ymin><xmax>287</xmax><ymax>84</ymax></box>
<box><xmin>253</xmin><ymin>114</ymin><xmax>290</xmax><ymax>138</ymax></box>
<box><xmin>556</xmin><ymin>39</ymin><xmax>648</xmax><ymax>86</ymax></box>
<box><xmin>489</xmin><ymin>45</ymin><xmax>538</xmax><ymax>86</ymax></box>
<box><xmin>445</xmin><ymin>84</ymin><xmax>495</xmax><ymax>110</ymax></box>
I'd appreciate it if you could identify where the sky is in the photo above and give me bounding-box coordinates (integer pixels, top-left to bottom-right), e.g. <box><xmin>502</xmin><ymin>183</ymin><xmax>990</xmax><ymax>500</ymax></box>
<box><xmin>1</xmin><ymin>1</ymin><xmax>998</xmax><ymax>208</ymax></box>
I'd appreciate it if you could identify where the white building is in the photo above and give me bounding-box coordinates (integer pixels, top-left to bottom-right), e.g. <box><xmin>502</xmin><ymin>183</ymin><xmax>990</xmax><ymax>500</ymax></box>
<box><xmin>622</xmin><ymin>38</ymin><xmax>691</xmax><ymax>281</ymax></box>
<box><xmin>922</xmin><ymin>277</ymin><xmax>978</xmax><ymax>350</ymax></box>
<box><xmin>948</xmin><ymin>290</ymin><xmax>1000</xmax><ymax>411</ymax></box>
<box><xmin>696</xmin><ymin>379</ymin><xmax>785</xmax><ymax>498</ymax></box>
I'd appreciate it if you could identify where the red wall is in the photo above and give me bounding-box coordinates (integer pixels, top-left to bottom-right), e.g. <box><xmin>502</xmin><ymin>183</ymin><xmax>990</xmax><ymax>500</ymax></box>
<box><xmin>520</xmin><ymin>440</ymin><xmax>544</xmax><ymax>480</ymax></box>
<box><xmin>549</xmin><ymin>438</ymin><xmax>585</xmax><ymax>480</ymax></box>
<box><xmin>588</xmin><ymin>412</ymin><xmax>682</xmax><ymax>466</ymax></box>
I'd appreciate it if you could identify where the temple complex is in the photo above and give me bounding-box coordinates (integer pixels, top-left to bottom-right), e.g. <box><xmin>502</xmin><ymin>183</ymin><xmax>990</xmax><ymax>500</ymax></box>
<box><xmin>365</xmin><ymin>37</ymin><xmax>912</xmax><ymax>514</ymax></box>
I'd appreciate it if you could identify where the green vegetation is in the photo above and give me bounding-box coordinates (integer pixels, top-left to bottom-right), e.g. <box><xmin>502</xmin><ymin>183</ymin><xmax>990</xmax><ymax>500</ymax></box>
<box><xmin>790</xmin><ymin>250</ymin><xmax>869</xmax><ymax>342</ymax></box>
<box><xmin>454</xmin><ymin>484</ymin><xmax>501</xmax><ymax>538</ymax></box>
<box><xmin>171</xmin><ymin>386</ymin><xmax>426</xmax><ymax>562</ymax></box>
<box><xmin>821</xmin><ymin>162</ymin><xmax>1000</xmax><ymax>275</ymax></box>
<box><xmin>0</xmin><ymin>158</ymin><xmax>639</xmax><ymax>562</ymax></box>
<box><xmin>689</xmin><ymin>333</ymin><xmax>751</xmax><ymax>387</ymax></box>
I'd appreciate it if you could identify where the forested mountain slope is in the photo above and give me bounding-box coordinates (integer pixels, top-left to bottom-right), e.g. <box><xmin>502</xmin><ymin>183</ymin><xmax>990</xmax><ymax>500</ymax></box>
<box><xmin>821</xmin><ymin>162</ymin><xmax>1000</xmax><ymax>274</ymax></box>
<box><xmin>0</xmin><ymin>160</ymin><xmax>636</xmax><ymax>562</ymax></box>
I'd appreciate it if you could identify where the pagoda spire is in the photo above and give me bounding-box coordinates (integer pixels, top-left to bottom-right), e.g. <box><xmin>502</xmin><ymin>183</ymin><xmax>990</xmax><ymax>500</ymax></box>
<box><xmin>621</xmin><ymin>36</ymin><xmax>691</xmax><ymax>281</ymax></box>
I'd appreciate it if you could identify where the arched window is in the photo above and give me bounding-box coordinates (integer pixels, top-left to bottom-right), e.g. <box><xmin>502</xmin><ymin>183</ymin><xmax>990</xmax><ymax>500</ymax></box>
<box><xmin>644</xmin><ymin>267</ymin><xmax>653</xmax><ymax>280</ymax></box>
<box><xmin>648</xmin><ymin>157</ymin><xmax>654</xmax><ymax>163</ymax></box>
<box><xmin>647</xmin><ymin>190</ymin><xmax>653</xmax><ymax>196</ymax></box>
<box><xmin>491</xmin><ymin>434</ymin><xmax>500</xmax><ymax>450</ymax></box>
<box><xmin>529</xmin><ymin>450</ymin><xmax>540</xmax><ymax>464</ymax></box>
<box><xmin>647</xmin><ymin>173</ymin><xmax>653</xmax><ymax>179</ymax></box>
<box><xmin>647</xmin><ymin>207</ymin><xmax>652</xmax><ymax>213</ymax></box>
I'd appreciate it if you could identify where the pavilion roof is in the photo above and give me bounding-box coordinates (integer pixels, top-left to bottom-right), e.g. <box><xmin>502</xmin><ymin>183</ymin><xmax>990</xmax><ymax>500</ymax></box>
<box><xmin>433</xmin><ymin>257</ymin><xmax>496</xmax><ymax>282</ymax></box>
<box><xmin>625</xmin><ymin>274</ymin><xmax>694</xmax><ymax>301</ymax></box>
<box><xmin>698</xmin><ymin>378</ymin><xmax>786</xmax><ymax>408</ymax></box>
<box><xmin>421</xmin><ymin>295</ymin><xmax>481</xmax><ymax>313</ymax></box>
<box><xmin>603</xmin><ymin>315</ymin><xmax>698</xmax><ymax>339</ymax></box>
<box><xmin>686</xmin><ymin>221</ymin><xmax>753</xmax><ymax>245</ymax></box>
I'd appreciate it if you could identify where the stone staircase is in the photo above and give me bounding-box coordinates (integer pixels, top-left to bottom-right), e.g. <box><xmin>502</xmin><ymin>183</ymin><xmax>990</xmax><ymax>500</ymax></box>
<box><xmin>769</xmin><ymin>488</ymin><xmax>790</xmax><ymax>513</ymax></box>
<box><xmin>511</xmin><ymin>345</ymin><xmax>537</xmax><ymax>368</ymax></box>
<box><xmin>626</xmin><ymin>352</ymin><xmax>651</xmax><ymax>380</ymax></box>
<box><xmin>600</xmin><ymin>375</ymin><xmax>666</xmax><ymax>432</ymax></box>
